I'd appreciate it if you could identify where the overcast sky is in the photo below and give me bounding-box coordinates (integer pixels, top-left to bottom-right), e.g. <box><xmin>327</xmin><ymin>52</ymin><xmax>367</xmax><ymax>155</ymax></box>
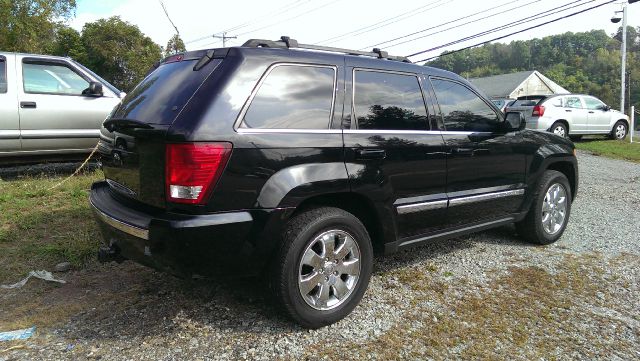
<box><xmin>71</xmin><ymin>0</ymin><xmax>629</xmax><ymax>62</ymax></box>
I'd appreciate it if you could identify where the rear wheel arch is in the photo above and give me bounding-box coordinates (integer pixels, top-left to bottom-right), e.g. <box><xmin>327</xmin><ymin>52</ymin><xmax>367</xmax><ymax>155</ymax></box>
<box><xmin>291</xmin><ymin>192</ymin><xmax>390</xmax><ymax>254</ymax></box>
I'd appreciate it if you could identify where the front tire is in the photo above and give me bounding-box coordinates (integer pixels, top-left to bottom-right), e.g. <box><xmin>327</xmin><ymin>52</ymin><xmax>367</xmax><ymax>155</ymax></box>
<box><xmin>516</xmin><ymin>170</ymin><xmax>572</xmax><ymax>245</ymax></box>
<box><xmin>271</xmin><ymin>207</ymin><xmax>373</xmax><ymax>328</ymax></box>
<box><xmin>550</xmin><ymin>122</ymin><xmax>568</xmax><ymax>138</ymax></box>
<box><xmin>610</xmin><ymin>121</ymin><xmax>628</xmax><ymax>140</ymax></box>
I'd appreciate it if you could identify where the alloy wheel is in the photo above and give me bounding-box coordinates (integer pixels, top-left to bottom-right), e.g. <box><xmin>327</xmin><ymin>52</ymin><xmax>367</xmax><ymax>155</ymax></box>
<box><xmin>298</xmin><ymin>230</ymin><xmax>361</xmax><ymax>311</ymax></box>
<box><xmin>541</xmin><ymin>183</ymin><xmax>568</xmax><ymax>235</ymax></box>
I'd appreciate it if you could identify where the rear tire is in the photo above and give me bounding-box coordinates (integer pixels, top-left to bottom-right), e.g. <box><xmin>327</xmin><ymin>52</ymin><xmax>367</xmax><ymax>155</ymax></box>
<box><xmin>516</xmin><ymin>170</ymin><xmax>572</xmax><ymax>245</ymax></box>
<box><xmin>270</xmin><ymin>207</ymin><xmax>373</xmax><ymax>328</ymax></box>
<box><xmin>550</xmin><ymin>122</ymin><xmax>568</xmax><ymax>138</ymax></box>
<box><xmin>610</xmin><ymin>121</ymin><xmax>627</xmax><ymax>140</ymax></box>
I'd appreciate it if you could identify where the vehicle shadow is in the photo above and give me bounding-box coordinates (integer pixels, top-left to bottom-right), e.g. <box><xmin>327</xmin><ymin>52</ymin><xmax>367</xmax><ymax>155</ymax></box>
<box><xmin>0</xmin><ymin>161</ymin><xmax>98</xmax><ymax>180</ymax></box>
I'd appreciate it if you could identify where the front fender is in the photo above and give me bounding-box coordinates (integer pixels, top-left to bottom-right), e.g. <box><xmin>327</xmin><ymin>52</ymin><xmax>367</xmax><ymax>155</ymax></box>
<box><xmin>256</xmin><ymin>162</ymin><xmax>350</xmax><ymax>208</ymax></box>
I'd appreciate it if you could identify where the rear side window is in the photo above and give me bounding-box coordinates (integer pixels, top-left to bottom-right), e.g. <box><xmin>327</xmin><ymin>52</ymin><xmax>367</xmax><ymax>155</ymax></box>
<box><xmin>549</xmin><ymin>97</ymin><xmax>562</xmax><ymax>107</ymax></box>
<box><xmin>242</xmin><ymin>65</ymin><xmax>336</xmax><ymax>129</ymax></box>
<box><xmin>22</xmin><ymin>61</ymin><xmax>89</xmax><ymax>95</ymax></box>
<box><xmin>431</xmin><ymin>78</ymin><xmax>499</xmax><ymax>132</ymax></box>
<box><xmin>564</xmin><ymin>96</ymin><xmax>582</xmax><ymax>109</ymax></box>
<box><xmin>0</xmin><ymin>57</ymin><xmax>6</xmax><ymax>93</ymax></box>
<box><xmin>353</xmin><ymin>70</ymin><xmax>428</xmax><ymax>130</ymax></box>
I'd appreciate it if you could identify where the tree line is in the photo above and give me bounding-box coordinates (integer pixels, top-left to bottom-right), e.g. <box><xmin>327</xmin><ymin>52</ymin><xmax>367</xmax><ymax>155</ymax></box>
<box><xmin>427</xmin><ymin>28</ymin><xmax>639</xmax><ymax>115</ymax></box>
<box><xmin>0</xmin><ymin>0</ymin><xmax>185</xmax><ymax>92</ymax></box>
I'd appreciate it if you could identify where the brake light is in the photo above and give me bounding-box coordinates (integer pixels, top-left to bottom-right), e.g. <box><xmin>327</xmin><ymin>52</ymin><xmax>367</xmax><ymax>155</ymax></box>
<box><xmin>532</xmin><ymin>105</ymin><xmax>545</xmax><ymax>117</ymax></box>
<box><xmin>165</xmin><ymin>143</ymin><xmax>232</xmax><ymax>204</ymax></box>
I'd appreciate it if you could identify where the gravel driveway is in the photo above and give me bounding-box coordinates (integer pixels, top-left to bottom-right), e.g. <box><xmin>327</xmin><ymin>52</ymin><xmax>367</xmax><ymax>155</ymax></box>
<box><xmin>1</xmin><ymin>151</ymin><xmax>639</xmax><ymax>360</ymax></box>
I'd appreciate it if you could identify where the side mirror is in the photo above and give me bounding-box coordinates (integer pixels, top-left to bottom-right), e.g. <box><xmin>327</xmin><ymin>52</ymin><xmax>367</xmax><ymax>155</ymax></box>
<box><xmin>503</xmin><ymin>111</ymin><xmax>525</xmax><ymax>131</ymax></box>
<box><xmin>600</xmin><ymin>104</ymin><xmax>611</xmax><ymax>111</ymax></box>
<box><xmin>84</xmin><ymin>81</ymin><xmax>103</xmax><ymax>97</ymax></box>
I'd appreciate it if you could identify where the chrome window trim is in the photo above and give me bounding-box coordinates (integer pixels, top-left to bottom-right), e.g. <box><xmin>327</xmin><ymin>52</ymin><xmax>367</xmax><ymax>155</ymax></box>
<box><xmin>449</xmin><ymin>189</ymin><xmax>525</xmax><ymax>206</ymax></box>
<box><xmin>397</xmin><ymin>200</ymin><xmax>447</xmax><ymax>215</ymax></box>
<box><xmin>236</xmin><ymin>128</ymin><xmax>342</xmax><ymax>134</ymax></box>
<box><xmin>90</xmin><ymin>199</ymin><xmax>149</xmax><ymax>240</ymax></box>
<box><xmin>234</xmin><ymin>62</ymin><xmax>338</xmax><ymax>131</ymax></box>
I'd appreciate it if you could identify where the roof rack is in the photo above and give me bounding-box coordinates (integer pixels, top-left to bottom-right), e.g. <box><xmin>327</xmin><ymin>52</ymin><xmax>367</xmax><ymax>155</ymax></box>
<box><xmin>242</xmin><ymin>36</ymin><xmax>412</xmax><ymax>63</ymax></box>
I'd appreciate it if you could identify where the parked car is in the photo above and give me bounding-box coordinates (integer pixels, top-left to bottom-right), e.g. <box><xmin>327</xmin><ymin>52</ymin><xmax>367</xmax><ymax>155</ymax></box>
<box><xmin>90</xmin><ymin>37</ymin><xmax>578</xmax><ymax>328</ymax></box>
<box><xmin>0</xmin><ymin>52</ymin><xmax>124</xmax><ymax>158</ymax></box>
<box><xmin>506</xmin><ymin>94</ymin><xmax>630</xmax><ymax>140</ymax></box>
<box><xmin>491</xmin><ymin>98</ymin><xmax>514</xmax><ymax>113</ymax></box>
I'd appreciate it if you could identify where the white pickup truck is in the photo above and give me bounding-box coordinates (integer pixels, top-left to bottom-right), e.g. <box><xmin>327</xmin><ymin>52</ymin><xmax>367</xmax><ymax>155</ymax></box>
<box><xmin>0</xmin><ymin>52</ymin><xmax>123</xmax><ymax>158</ymax></box>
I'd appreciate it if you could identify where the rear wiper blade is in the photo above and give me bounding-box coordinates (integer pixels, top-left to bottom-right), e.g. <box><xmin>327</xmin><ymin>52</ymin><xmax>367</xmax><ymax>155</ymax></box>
<box><xmin>103</xmin><ymin>118</ymin><xmax>153</xmax><ymax>132</ymax></box>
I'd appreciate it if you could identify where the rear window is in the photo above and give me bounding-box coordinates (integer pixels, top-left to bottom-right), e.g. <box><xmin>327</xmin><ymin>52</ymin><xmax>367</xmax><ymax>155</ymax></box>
<box><xmin>113</xmin><ymin>58</ymin><xmax>222</xmax><ymax>124</ymax></box>
<box><xmin>241</xmin><ymin>64</ymin><xmax>336</xmax><ymax>129</ymax></box>
<box><xmin>510</xmin><ymin>99</ymin><xmax>540</xmax><ymax>107</ymax></box>
<box><xmin>0</xmin><ymin>57</ymin><xmax>7</xmax><ymax>93</ymax></box>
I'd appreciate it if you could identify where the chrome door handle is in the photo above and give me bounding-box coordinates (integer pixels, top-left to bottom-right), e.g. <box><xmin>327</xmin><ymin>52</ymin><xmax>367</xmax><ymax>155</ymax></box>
<box><xmin>355</xmin><ymin>149</ymin><xmax>386</xmax><ymax>160</ymax></box>
<box><xmin>20</xmin><ymin>101</ymin><xmax>36</xmax><ymax>108</ymax></box>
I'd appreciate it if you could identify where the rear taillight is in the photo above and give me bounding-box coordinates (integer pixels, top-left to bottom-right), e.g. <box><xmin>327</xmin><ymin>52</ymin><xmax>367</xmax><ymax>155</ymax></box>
<box><xmin>165</xmin><ymin>142</ymin><xmax>232</xmax><ymax>204</ymax></box>
<box><xmin>532</xmin><ymin>105</ymin><xmax>545</xmax><ymax>117</ymax></box>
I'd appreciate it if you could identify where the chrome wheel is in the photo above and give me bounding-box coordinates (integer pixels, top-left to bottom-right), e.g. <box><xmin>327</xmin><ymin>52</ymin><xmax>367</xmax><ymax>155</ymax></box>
<box><xmin>615</xmin><ymin>123</ymin><xmax>627</xmax><ymax>140</ymax></box>
<box><xmin>298</xmin><ymin>230</ymin><xmax>361</xmax><ymax>311</ymax></box>
<box><xmin>552</xmin><ymin>124</ymin><xmax>566</xmax><ymax>137</ymax></box>
<box><xmin>541</xmin><ymin>183</ymin><xmax>567</xmax><ymax>235</ymax></box>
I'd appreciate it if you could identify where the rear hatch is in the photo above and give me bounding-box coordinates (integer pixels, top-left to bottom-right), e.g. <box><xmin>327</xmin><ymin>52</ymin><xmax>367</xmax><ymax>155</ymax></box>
<box><xmin>505</xmin><ymin>96</ymin><xmax>547</xmax><ymax>122</ymax></box>
<box><xmin>99</xmin><ymin>50</ymin><xmax>224</xmax><ymax>208</ymax></box>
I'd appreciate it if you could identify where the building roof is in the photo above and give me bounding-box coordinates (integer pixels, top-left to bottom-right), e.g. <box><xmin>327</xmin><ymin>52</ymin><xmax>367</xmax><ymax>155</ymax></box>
<box><xmin>470</xmin><ymin>70</ymin><xmax>570</xmax><ymax>99</ymax></box>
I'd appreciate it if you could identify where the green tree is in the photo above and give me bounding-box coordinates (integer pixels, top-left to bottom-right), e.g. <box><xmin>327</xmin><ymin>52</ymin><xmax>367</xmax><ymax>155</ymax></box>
<box><xmin>164</xmin><ymin>34</ymin><xmax>186</xmax><ymax>57</ymax></box>
<box><xmin>50</xmin><ymin>25</ymin><xmax>85</xmax><ymax>61</ymax></box>
<box><xmin>0</xmin><ymin>0</ymin><xmax>76</xmax><ymax>53</ymax></box>
<box><xmin>81</xmin><ymin>16</ymin><xmax>162</xmax><ymax>91</ymax></box>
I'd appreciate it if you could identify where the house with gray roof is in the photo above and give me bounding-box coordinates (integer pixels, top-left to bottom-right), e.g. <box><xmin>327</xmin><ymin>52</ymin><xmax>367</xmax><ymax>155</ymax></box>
<box><xmin>469</xmin><ymin>70</ymin><xmax>570</xmax><ymax>100</ymax></box>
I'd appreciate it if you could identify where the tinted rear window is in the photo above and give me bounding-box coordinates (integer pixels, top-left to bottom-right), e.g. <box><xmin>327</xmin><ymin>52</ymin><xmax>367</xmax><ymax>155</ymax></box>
<box><xmin>353</xmin><ymin>70</ymin><xmax>428</xmax><ymax>130</ymax></box>
<box><xmin>0</xmin><ymin>57</ymin><xmax>6</xmax><ymax>93</ymax></box>
<box><xmin>113</xmin><ymin>58</ymin><xmax>222</xmax><ymax>124</ymax></box>
<box><xmin>241</xmin><ymin>65</ymin><xmax>336</xmax><ymax>129</ymax></box>
<box><xmin>510</xmin><ymin>99</ymin><xmax>540</xmax><ymax>107</ymax></box>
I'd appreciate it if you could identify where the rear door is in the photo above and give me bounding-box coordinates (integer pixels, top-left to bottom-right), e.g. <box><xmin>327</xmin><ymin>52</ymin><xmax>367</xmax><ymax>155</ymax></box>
<box><xmin>582</xmin><ymin>96</ymin><xmax>611</xmax><ymax>133</ymax></box>
<box><xmin>16</xmin><ymin>56</ymin><xmax>117</xmax><ymax>152</ymax></box>
<box><xmin>0</xmin><ymin>54</ymin><xmax>21</xmax><ymax>153</ymax></box>
<box><xmin>343</xmin><ymin>66</ymin><xmax>448</xmax><ymax>240</ymax></box>
<box><xmin>563</xmin><ymin>95</ymin><xmax>588</xmax><ymax>133</ymax></box>
<box><xmin>429</xmin><ymin>77</ymin><xmax>526</xmax><ymax>228</ymax></box>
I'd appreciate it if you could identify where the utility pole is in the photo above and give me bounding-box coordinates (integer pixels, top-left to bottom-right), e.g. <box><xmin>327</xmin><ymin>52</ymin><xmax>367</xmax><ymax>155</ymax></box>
<box><xmin>212</xmin><ymin>32</ymin><xmax>237</xmax><ymax>47</ymax></box>
<box><xmin>620</xmin><ymin>2</ymin><xmax>627</xmax><ymax>113</ymax></box>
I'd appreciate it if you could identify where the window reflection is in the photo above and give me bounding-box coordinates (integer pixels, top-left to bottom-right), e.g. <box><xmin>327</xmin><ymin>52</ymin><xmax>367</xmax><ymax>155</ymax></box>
<box><xmin>353</xmin><ymin>71</ymin><xmax>428</xmax><ymax>130</ymax></box>
<box><xmin>22</xmin><ymin>63</ymin><xmax>89</xmax><ymax>95</ymax></box>
<box><xmin>0</xmin><ymin>58</ymin><xmax>6</xmax><ymax>93</ymax></box>
<box><xmin>431</xmin><ymin>79</ymin><xmax>499</xmax><ymax>132</ymax></box>
<box><xmin>242</xmin><ymin>65</ymin><xmax>335</xmax><ymax>129</ymax></box>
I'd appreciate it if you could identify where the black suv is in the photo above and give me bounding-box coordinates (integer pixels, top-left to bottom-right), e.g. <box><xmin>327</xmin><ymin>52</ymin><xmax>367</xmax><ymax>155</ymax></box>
<box><xmin>91</xmin><ymin>37</ymin><xmax>578</xmax><ymax>328</ymax></box>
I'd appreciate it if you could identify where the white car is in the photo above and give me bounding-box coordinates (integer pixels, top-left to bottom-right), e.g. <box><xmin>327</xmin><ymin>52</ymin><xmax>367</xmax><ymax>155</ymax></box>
<box><xmin>506</xmin><ymin>94</ymin><xmax>630</xmax><ymax>140</ymax></box>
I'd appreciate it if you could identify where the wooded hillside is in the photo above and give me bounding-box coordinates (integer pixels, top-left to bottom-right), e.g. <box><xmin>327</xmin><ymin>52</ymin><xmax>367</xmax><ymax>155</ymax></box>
<box><xmin>427</xmin><ymin>27</ymin><xmax>639</xmax><ymax>114</ymax></box>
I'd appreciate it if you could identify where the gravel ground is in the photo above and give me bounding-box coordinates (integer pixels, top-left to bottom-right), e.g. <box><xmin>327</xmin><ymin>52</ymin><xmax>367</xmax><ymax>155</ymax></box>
<box><xmin>1</xmin><ymin>151</ymin><xmax>639</xmax><ymax>360</ymax></box>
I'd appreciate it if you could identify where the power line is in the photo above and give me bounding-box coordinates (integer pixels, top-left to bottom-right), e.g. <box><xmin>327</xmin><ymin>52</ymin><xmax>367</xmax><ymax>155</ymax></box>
<box><xmin>314</xmin><ymin>0</ymin><xmax>450</xmax><ymax>46</ymax></box>
<box><xmin>360</xmin><ymin>0</ymin><xmax>530</xmax><ymax>51</ymax></box>
<box><xmin>408</xmin><ymin>0</ymin><xmax>592</xmax><ymax>58</ymax></box>
<box><xmin>234</xmin><ymin>0</ymin><xmax>342</xmax><ymax>38</ymax></box>
<box><xmin>185</xmin><ymin>0</ymin><xmax>310</xmax><ymax>45</ymax></box>
<box><xmin>413</xmin><ymin>0</ymin><xmax>616</xmax><ymax>63</ymax></box>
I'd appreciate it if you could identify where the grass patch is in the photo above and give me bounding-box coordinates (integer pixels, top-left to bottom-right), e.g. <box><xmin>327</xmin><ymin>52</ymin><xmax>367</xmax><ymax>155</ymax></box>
<box><xmin>575</xmin><ymin>138</ymin><xmax>640</xmax><ymax>163</ymax></box>
<box><xmin>0</xmin><ymin>171</ymin><xmax>102</xmax><ymax>283</ymax></box>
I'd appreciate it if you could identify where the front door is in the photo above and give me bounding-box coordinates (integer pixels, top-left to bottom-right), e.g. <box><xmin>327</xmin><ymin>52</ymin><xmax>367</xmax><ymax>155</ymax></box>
<box><xmin>17</xmin><ymin>57</ymin><xmax>115</xmax><ymax>152</ymax></box>
<box><xmin>343</xmin><ymin>66</ymin><xmax>448</xmax><ymax>240</ymax></box>
<box><xmin>582</xmin><ymin>96</ymin><xmax>611</xmax><ymax>133</ymax></box>
<box><xmin>429</xmin><ymin>77</ymin><xmax>526</xmax><ymax>228</ymax></box>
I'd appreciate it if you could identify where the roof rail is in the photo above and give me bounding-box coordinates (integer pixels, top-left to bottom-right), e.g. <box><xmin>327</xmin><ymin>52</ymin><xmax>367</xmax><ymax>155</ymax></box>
<box><xmin>242</xmin><ymin>36</ymin><xmax>412</xmax><ymax>63</ymax></box>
